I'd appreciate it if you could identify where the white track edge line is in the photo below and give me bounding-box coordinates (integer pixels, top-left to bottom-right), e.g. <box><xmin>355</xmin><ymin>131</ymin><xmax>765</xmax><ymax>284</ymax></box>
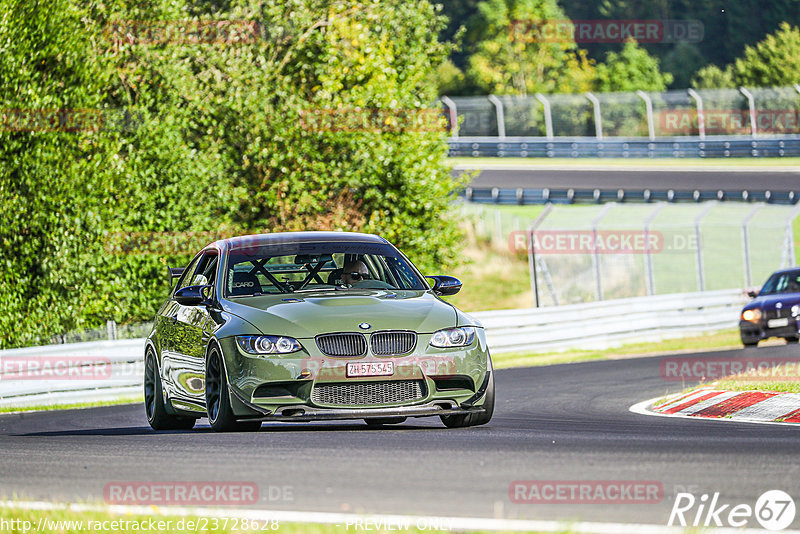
<box><xmin>3</xmin><ymin>499</ymin><xmax>793</xmax><ymax>534</ymax></box>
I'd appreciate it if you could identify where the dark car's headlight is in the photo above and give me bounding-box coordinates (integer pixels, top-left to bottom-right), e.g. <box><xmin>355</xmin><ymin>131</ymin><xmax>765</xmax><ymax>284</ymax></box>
<box><xmin>742</xmin><ymin>309</ymin><xmax>762</xmax><ymax>323</ymax></box>
<box><xmin>236</xmin><ymin>335</ymin><xmax>302</xmax><ymax>354</ymax></box>
<box><xmin>429</xmin><ymin>327</ymin><xmax>476</xmax><ymax>348</ymax></box>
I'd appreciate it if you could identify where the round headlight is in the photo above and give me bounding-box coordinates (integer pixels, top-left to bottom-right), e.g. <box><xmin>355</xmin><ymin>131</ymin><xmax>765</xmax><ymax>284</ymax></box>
<box><xmin>255</xmin><ymin>337</ymin><xmax>275</xmax><ymax>353</ymax></box>
<box><xmin>431</xmin><ymin>331</ymin><xmax>448</xmax><ymax>347</ymax></box>
<box><xmin>448</xmin><ymin>328</ymin><xmax>466</xmax><ymax>345</ymax></box>
<box><xmin>276</xmin><ymin>337</ymin><xmax>295</xmax><ymax>353</ymax></box>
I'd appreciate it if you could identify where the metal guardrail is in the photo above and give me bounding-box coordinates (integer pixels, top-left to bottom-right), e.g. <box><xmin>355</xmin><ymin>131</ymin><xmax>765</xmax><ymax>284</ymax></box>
<box><xmin>0</xmin><ymin>289</ymin><xmax>748</xmax><ymax>407</ymax></box>
<box><xmin>0</xmin><ymin>339</ymin><xmax>144</xmax><ymax>408</ymax></box>
<box><xmin>463</xmin><ymin>187</ymin><xmax>799</xmax><ymax>205</ymax></box>
<box><xmin>448</xmin><ymin>136</ymin><xmax>800</xmax><ymax>158</ymax></box>
<box><xmin>472</xmin><ymin>289</ymin><xmax>748</xmax><ymax>353</ymax></box>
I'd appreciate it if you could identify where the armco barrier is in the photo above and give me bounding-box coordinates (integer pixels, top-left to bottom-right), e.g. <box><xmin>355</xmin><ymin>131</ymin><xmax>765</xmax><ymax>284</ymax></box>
<box><xmin>448</xmin><ymin>136</ymin><xmax>800</xmax><ymax>158</ymax></box>
<box><xmin>0</xmin><ymin>339</ymin><xmax>144</xmax><ymax>408</ymax></box>
<box><xmin>472</xmin><ymin>289</ymin><xmax>748</xmax><ymax>353</ymax></box>
<box><xmin>0</xmin><ymin>289</ymin><xmax>749</xmax><ymax>407</ymax></box>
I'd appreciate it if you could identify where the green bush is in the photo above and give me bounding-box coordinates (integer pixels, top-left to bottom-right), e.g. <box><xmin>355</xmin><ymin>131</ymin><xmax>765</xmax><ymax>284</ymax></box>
<box><xmin>0</xmin><ymin>0</ymin><xmax>464</xmax><ymax>348</ymax></box>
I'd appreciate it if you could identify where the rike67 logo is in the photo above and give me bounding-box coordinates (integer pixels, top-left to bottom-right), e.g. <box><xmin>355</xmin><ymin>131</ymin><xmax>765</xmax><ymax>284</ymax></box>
<box><xmin>669</xmin><ymin>490</ymin><xmax>796</xmax><ymax>531</ymax></box>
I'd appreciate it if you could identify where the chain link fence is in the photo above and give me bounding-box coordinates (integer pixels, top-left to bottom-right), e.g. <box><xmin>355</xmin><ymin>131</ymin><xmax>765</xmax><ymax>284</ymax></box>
<box><xmin>444</xmin><ymin>85</ymin><xmax>800</xmax><ymax>139</ymax></box>
<box><xmin>461</xmin><ymin>202</ymin><xmax>800</xmax><ymax>306</ymax></box>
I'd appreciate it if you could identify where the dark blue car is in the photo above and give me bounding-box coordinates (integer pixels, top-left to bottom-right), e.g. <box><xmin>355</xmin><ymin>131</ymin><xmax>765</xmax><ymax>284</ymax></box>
<box><xmin>740</xmin><ymin>268</ymin><xmax>800</xmax><ymax>347</ymax></box>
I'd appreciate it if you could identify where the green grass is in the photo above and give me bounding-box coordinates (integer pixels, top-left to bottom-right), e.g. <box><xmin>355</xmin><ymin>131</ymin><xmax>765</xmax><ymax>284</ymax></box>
<box><xmin>450</xmin><ymin>157</ymin><xmax>800</xmax><ymax>167</ymax></box>
<box><xmin>0</xmin><ymin>504</ymin><xmax>572</xmax><ymax>534</ymax></box>
<box><xmin>0</xmin><ymin>396</ymin><xmax>142</xmax><ymax>414</ymax></box>
<box><xmin>442</xmin><ymin>234</ymin><xmax>534</xmax><ymax>312</ymax></box>
<box><xmin>795</xmin><ymin>214</ymin><xmax>800</xmax><ymax>265</ymax></box>
<box><xmin>493</xmin><ymin>329</ymin><xmax>742</xmax><ymax>369</ymax></box>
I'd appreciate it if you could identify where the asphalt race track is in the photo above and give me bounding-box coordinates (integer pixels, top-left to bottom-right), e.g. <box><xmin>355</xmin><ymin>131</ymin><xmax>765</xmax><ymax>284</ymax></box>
<box><xmin>459</xmin><ymin>167</ymin><xmax>800</xmax><ymax>192</ymax></box>
<box><xmin>2</xmin><ymin>345</ymin><xmax>799</xmax><ymax>528</ymax></box>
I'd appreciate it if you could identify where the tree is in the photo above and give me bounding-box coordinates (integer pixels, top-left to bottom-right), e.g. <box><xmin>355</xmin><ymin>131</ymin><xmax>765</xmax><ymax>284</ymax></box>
<box><xmin>691</xmin><ymin>64</ymin><xmax>735</xmax><ymax>89</ymax></box>
<box><xmin>731</xmin><ymin>22</ymin><xmax>800</xmax><ymax>87</ymax></box>
<box><xmin>465</xmin><ymin>0</ymin><xmax>595</xmax><ymax>95</ymax></box>
<box><xmin>593</xmin><ymin>39</ymin><xmax>673</xmax><ymax>92</ymax></box>
<box><xmin>0</xmin><ymin>0</ymin><xmax>464</xmax><ymax>348</ymax></box>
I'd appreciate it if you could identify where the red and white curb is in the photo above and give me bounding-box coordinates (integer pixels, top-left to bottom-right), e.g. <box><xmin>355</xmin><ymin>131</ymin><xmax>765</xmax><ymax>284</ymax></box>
<box><xmin>631</xmin><ymin>387</ymin><xmax>800</xmax><ymax>425</ymax></box>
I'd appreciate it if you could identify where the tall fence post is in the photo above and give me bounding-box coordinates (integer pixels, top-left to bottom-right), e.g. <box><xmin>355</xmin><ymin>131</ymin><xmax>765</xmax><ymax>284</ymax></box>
<box><xmin>783</xmin><ymin>204</ymin><xmax>800</xmax><ymax>268</ymax></box>
<box><xmin>535</xmin><ymin>93</ymin><xmax>553</xmax><ymax>140</ymax></box>
<box><xmin>636</xmin><ymin>90</ymin><xmax>656</xmax><ymax>141</ymax></box>
<box><xmin>739</xmin><ymin>87</ymin><xmax>758</xmax><ymax>138</ymax></box>
<box><xmin>591</xmin><ymin>204</ymin><xmax>613</xmax><ymax>301</ymax></box>
<box><xmin>694</xmin><ymin>202</ymin><xmax>716</xmax><ymax>291</ymax></box>
<box><xmin>644</xmin><ymin>203</ymin><xmax>666</xmax><ymax>295</ymax></box>
<box><xmin>585</xmin><ymin>92</ymin><xmax>603</xmax><ymax>139</ymax></box>
<box><xmin>741</xmin><ymin>204</ymin><xmax>763</xmax><ymax>287</ymax></box>
<box><xmin>687</xmin><ymin>89</ymin><xmax>706</xmax><ymax>140</ymax></box>
<box><xmin>440</xmin><ymin>96</ymin><xmax>458</xmax><ymax>139</ymax></box>
<box><xmin>528</xmin><ymin>204</ymin><xmax>554</xmax><ymax>307</ymax></box>
<box><xmin>487</xmin><ymin>95</ymin><xmax>506</xmax><ymax>139</ymax></box>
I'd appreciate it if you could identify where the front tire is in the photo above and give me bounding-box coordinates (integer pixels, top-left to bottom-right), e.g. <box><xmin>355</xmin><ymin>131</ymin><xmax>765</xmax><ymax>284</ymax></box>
<box><xmin>440</xmin><ymin>371</ymin><xmax>495</xmax><ymax>428</ymax></box>
<box><xmin>205</xmin><ymin>346</ymin><xmax>261</xmax><ymax>432</ymax></box>
<box><xmin>144</xmin><ymin>351</ymin><xmax>196</xmax><ymax>431</ymax></box>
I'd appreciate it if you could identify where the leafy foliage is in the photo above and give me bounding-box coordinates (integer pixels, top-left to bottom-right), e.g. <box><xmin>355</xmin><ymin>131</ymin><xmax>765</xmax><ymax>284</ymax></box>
<box><xmin>464</xmin><ymin>0</ymin><xmax>595</xmax><ymax>95</ymax></box>
<box><xmin>0</xmin><ymin>0</ymin><xmax>463</xmax><ymax>348</ymax></box>
<box><xmin>593</xmin><ymin>39</ymin><xmax>673</xmax><ymax>92</ymax></box>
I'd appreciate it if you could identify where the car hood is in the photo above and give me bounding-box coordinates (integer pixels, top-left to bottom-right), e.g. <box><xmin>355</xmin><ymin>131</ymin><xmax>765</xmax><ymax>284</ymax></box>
<box><xmin>746</xmin><ymin>292</ymin><xmax>800</xmax><ymax>311</ymax></box>
<box><xmin>220</xmin><ymin>289</ymin><xmax>459</xmax><ymax>338</ymax></box>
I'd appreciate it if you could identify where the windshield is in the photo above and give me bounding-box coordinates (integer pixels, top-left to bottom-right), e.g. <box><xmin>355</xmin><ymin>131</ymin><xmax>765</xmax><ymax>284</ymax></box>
<box><xmin>224</xmin><ymin>241</ymin><xmax>427</xmax><ymax>297</ymax></box>
<box><xmin>759</xmin><ymin>270</ymin><xmax>800</xmax><ymax>295</ymax></box>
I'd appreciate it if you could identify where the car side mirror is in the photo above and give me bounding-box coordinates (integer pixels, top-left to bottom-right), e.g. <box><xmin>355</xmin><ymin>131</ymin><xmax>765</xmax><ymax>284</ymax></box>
<box><xmin>427</xmin><ymin>275</ymin><xmax>462</xmax><ymax>296</ymax></box>
<box><xmin>746</xmin><ymin>289</ymin><xmax>759</xmax><ymax>298</ymax></box>
<box><xmin>175</xmin><ymin>284</ymin><xmax>212</xmax><ymax>306</ymax></box>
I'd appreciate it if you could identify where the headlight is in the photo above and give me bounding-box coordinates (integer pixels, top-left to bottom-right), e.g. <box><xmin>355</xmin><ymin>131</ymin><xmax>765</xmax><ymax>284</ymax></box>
<box><xmin>742</xmin><ymin>309</ymin><xmax>762</xmax><ymax>323</ymax></box>
<box><xmin>792</xmin><ymin>305</ymin><xmax>800</xmax><ymax>317</ymax></box>
<box><xmin>430</xmin><ymin>327</ymin><xmax>476</xmax><ymax>348</ymax></box>
<box><xmin>236</xmin><ymin>335</ymin><xmax>302</xmax><ymax>355</ymax></box>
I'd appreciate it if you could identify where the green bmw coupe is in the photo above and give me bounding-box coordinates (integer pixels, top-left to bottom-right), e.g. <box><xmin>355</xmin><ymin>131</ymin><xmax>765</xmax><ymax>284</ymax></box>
<box><xmin>145</xmin><ymin>231</ymin><xmax>494</xmax><ymax>432</ymax></box>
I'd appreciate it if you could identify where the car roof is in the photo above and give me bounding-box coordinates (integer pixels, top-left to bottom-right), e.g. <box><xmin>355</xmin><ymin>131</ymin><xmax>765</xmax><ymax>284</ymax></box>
<box><xmin>212</xmin><ymin>231</ymin><xmax>389</xmax><ymax>252</ymax></box>
<box><xmin>769</xmin><ymin>266</ymin><xmax>800</xmax><ymax>276</ymax></box>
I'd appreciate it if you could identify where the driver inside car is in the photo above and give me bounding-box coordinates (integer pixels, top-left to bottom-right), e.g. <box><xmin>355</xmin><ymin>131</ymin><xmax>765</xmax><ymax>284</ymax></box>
<box><xmin>341</xmin><ymin>260</ymin><xmax>370</xmax><ymax>286</ymax></box>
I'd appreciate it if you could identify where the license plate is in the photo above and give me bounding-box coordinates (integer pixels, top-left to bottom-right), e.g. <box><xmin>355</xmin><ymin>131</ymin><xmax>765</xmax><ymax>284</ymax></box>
<box><xmin>768</xmin><ymin>318</ymin><xmax>789</xmax><ymax>328</ymax></box>
<box><xmin>346</xmin><ymin>361</ymin><xmax>394</xmax><ymax>378</ymax></box>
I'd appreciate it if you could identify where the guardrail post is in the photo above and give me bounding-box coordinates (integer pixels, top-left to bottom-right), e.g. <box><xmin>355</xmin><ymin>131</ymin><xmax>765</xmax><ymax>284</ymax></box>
<box><xmin>783</xmin><ymin>204</ymin><xmax>800</xmax><ymax>268</ymax></box>
<box><xmin>106</xmin><ymin>320</ymin><xmax>118</xmax><ymax>341</ymax></box>
<box><xmin>643</xmin><ymin>203</ymin><xmax>666</xmax><ymax>295</ymax></box>
<box><xmin>694</xmin><ymin>202</ymin><xmax>716</xmax><ymax>291</ymax></box>
<box><xmin>528</xmin><ymin>204</ymin><xmax>554</xmax><ymax>307</ymax></box>
<box><xmin>636</xmin><ymin>90</ymin><xmax>656</xmax><ymax>141</ymax></box>
<box><xmin>487</xmin><ymin>95</ymin><xmax>506</xmax><ymax>138</ymax></box>
<box><xmin>591</xmin><ymin>204</ymin><xmax>613</xmax><ymax>301</ymax></box>
<box><xmin>739</xmin><ymin>87</ymin><xmax>758</xmax><ymax>138</ymax></box>
<box><xmin>535</xmin><ymin>93</ymin><xmax>554</xmax><ymax>140</ymax></box>
<box><xmin>741</xmin><ymin>204</ymin><xmax>763</xmax><ymax>287</ymax></box>
<box><xmin>585</xmin><ymin>92</ymin><xmax>603</xmax><ymax>139</ymax></box>
<box><xmin>440</xmin><ymin>96</ymin><xmax>458</xmax><ymax>139</ymax></box>
<box><xmin>687</xmin><ymin>89</ymin><xmax>705</xmax><ymax>140</ymax></box>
